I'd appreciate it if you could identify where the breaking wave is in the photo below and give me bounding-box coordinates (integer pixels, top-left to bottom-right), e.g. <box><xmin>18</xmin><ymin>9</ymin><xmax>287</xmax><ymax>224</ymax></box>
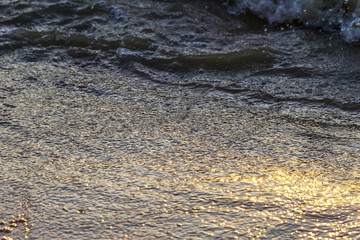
<box><xmin>227</xmin><ymin>0</ymin><xmax>360</xmax><ymax>42</ymax></box>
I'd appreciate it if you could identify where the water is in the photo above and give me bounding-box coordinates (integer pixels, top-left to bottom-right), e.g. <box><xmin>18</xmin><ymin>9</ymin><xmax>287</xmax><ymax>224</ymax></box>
<box><xmin>229</xmin><ymin>0</ymin><xmax>360</xmax><ymax>43</ymax></box>
<box><xmin>0</xmin><ymin>0</ymin><xmax>360</xmax><ymax>239</ymax></box>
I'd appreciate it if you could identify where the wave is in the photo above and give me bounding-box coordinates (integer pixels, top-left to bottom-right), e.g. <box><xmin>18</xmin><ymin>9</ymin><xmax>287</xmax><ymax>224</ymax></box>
<box><xmin>226</xmin><ymin>0</ymin><xmax>360</xmax><ymax>42</ymax></box>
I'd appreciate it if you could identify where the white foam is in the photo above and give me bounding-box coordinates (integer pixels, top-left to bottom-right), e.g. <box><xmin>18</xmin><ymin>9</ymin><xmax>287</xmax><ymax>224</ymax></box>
<box><xmin>229</xmin><ymin>0</ymin><xmax>360</xmax><ymax>42</ymax></box>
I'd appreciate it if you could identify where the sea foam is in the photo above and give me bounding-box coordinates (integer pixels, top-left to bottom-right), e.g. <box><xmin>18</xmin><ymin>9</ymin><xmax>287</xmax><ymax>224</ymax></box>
<box><xmin>227</xmin><ymin>0</ymin><xmax>360</xmax><ymax>42</ymax></box>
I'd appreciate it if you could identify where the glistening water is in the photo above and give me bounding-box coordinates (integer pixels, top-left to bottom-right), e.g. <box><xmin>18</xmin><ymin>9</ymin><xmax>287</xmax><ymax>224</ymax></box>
<box><xmin>1</xmin><ymin>0</ymin><xmax>360</xmax><ymax>239</ymax></box>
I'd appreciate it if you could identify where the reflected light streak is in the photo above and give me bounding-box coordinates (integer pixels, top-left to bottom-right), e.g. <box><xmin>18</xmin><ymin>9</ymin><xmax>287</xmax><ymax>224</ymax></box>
<box><xmin>191</xmin><ymin>164</ymin><xmax>360</xmax><ymax>239</ymax></box>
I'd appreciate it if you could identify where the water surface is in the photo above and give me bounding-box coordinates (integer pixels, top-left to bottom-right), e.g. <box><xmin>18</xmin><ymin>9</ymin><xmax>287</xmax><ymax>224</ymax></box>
<box><xmin>1</xmin><ymin>0</ymin><xmax>360</xmax><ymax>239</ymax></box>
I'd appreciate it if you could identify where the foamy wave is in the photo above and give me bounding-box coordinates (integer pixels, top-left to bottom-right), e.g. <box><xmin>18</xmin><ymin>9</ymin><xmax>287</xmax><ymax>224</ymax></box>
<box><xmin>228</xmin><ymin>0</ymin><xmax>360</xmax><ymax>42</ymax></box>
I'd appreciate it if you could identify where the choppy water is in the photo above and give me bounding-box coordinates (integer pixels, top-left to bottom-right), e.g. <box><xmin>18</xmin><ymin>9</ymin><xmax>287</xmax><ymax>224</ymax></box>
<box><xmin>1</xmin><ymin>0</ymin><xmax>360</xmax><ymax>239</ymax></box>
<box><xmin>229</xmin><ymin>0</ymin><xmax>360</xmax><ymax>42</ymax></box>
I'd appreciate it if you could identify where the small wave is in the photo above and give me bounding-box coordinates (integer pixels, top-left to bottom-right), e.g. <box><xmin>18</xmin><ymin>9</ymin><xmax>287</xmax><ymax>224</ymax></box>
<box><xmin>117</xmin><ymin>48</ymin><xmax>276</xmax><ymax>71</ymax></box>
<box><xmin>227</xmin><ymin>0</ymin><xmax>360</xmax><ymax>42</ymax></box>
<box><xmin>4</xmin><ymin>28</ymin><xmax>123</xmax><ymax>50</ymax></box>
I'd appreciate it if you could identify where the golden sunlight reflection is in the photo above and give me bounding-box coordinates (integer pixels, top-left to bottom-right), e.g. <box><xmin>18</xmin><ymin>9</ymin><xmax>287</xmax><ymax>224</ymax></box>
<box><xmin>1</xmin><ymin>60</ymin><xmax>360</xmax><ymax>239</ymax></box>
<box><xmin>190</xmin><ymin>164</ymin><xmax>360</xmax><ymax>239</ymax></box>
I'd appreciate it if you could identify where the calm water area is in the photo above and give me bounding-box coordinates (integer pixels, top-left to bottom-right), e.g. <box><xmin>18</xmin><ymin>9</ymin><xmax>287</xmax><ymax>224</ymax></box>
<box><xmin>1</xmin><ymin>0</ymin><xmax>360</xmax><ymax>239</ymax></box>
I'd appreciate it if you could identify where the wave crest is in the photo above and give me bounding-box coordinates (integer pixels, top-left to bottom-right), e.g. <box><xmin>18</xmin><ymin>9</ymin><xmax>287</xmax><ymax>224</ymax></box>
<box><xmin>228</xmin><ymin>0</ymin><xmax>360</xmax><ymax>42</ymax></box>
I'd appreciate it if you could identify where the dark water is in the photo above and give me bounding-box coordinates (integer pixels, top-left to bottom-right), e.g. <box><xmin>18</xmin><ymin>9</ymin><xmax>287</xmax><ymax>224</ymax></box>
<box><xmin>1</xmin><ymin>0</ymin><xmax>360</xmax><ymax>239</ymax></box>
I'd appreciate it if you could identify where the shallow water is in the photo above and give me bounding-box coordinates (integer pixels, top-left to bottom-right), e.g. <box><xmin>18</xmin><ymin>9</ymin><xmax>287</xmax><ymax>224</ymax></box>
<box><xmin>1</xmin><ymin>0</ymin><xmax>360</xmax><ymax>239</ymax></box>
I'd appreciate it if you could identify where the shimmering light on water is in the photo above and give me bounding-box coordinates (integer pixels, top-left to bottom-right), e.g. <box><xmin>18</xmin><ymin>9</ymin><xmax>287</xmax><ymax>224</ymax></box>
<box><xmin>1</xmin><ymin>0</ymin><xmax>360</xmax><ymax>239</ymax></box>
<box><xmin>1</xmin><ymin>60</ymin><xmax>359</xmax><ymax>239</ymax></box>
